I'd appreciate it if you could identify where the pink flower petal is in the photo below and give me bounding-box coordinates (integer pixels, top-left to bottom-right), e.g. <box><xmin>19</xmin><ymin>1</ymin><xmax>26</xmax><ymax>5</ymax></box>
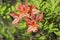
<box><xmin>18</xmin><ymin>3</ymin><xmax>23</xmax><ymax>12</ymax></box>
<box><xmin>10</xmin><ymin>12</ymin><xmax>19</xmax><ymax>18</ymax></box>
<box><xmin>24</xmin><ymin>17</ymin><xmax>31</xmax><ymax>25</ymax></box>
<box><xmin>32</xmin><ymin>8</ymin><xmax>40</xmax><ymax>14</ymax></box>
<box><xmin>36</xmin><ymin>15</ymin><xmax>39</xmax><ymax>21</ymax></box>
<box><xmin>39</xmin><ymin>13</ymin><xmax>43</xmax><ymax>21</ymax></box>
<box><xmin>30</xmin><ymin>13</ymin><xmax>35</xmax><ymax>20</ymax></box>
<box><xmin>12</xmin><ymin>17</ymin><xmax>20</xmax><ymax>24</ymax></box>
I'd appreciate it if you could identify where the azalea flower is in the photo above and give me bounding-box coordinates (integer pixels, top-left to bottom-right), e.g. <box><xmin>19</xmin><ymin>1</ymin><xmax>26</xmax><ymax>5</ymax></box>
<box><xmin>39</xmin><ymin>13</ymin><xmax>43</xmax><ymax>21</ymax></box>
<box><xmin>17</xmin><ymin>2</ymin><xmax>29</xmax><ymax>17</ymax></box>
<box><xmin>24</xmin><ymin>17</ymin><xmax>39</xmax><ymax>32</ymax></box>
<box><xmin>10</xmin><ymin>2</ymin><xmax>29</xmax><ymax>24</ymax></box>
<box><xmin>36</xmin><ymin>15</ymin><xmax>39</xmax><ymax>21</ymax></box>
<box><xmin>10</xmin><ymin>12</ymin><xmax>21</xmax><ymax>24</ymax></box>
<box><xmin>29</xmin><ymin>5</ymin><xmax>40</xmax><ymax>19</ymax></box>
<box><xmin>24</xmin><ymin>17</ymin><xmax>31</xmax><ymax>25</ymax></box>
<box><xmin>9</xmin><ymin>2</ymin><xmax>43</xmax><ymax>33</ymax></box>
<box><xmin>29</xmin><ymin>5</ymin><xmax>40</xmax><ymax>14</ymax></box>
<box><xmin>30</xmin><ymin>13</ymin><xmax>35</xmax><ymax>20</ymax></box>
<box><xmin>27</xmin><ymin>20</ymin><xmax>39</xmax><ymax>32</ymax></box>
<box><xmin>36</xmin><ymin>13</ymin><xmax>43</xmax><ymax>22</ymax></box>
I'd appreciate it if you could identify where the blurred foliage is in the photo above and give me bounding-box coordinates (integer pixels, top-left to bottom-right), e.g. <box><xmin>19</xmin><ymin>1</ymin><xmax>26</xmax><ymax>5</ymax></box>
<box><xmin>0</xmin><ymin>0</ymin><xmax>60</xmax><ymax>40</ymax></box>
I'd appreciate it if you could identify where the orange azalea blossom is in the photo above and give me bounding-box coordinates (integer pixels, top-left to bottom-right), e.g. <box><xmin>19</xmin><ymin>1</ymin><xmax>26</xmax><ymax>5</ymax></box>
<box><xmin>24</xmin><ymin>17</ymin><xmax>39</xmax><ymax>32</ymax></box>
<box><xmin>36</xmin><ymin>15</ymin><xmax>39</xmax><ymax>21</ymax></box>
<box><xmin>10</xmin><ymin>2</ymin><xmax>29</xmax><ymax>24</ymax></box>
<box><xmin>39</xmin><ymin>13</ymin><xmax>43</xmax><ymax>21</ymax></box>
<box><xmin>27</xmin><ymin>20</ymin><xmax>39</xmax><ymax>32</ymax></box>
<box><xmin>29</xmin><ymin>5</ymin><xmax>40</xmax><ymax>19</ymax></box>
<box><xmin>17</xmin><ymin>2</ymin><xmax>29</xmax><ymax>17</ymax></box>
<box><xmin>10</xmin><ymin>12</ymin><xmax>21</xmax><ymax>24</ymax></box>
<box><xmin>10</xmin><ymin>2</ymin><xmax>43</xmax><ymax>33</ymax></box>
<box><xmin>30</xmin><ymin>13</ymin><xmax>35</xmax><ymax>20</ymax></box>
<box><xmin>29</xmin><ymin>5</ymin><xmax>40</xmax><ymax>14</ymax></box>
<box><xmin>36</xmin><ymin>13</ymin><xmax>43</xmax><ymax>22</ymax></box>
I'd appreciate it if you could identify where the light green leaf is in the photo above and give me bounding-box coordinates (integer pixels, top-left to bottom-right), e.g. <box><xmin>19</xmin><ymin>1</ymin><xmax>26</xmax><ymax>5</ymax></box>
<box><xmin>49</xmin><ymin>23</ymin><xmax>53</xmax><ymax>29</ymax></box>
<box><xmin>54</xmin><ymin>31</ymin><xmax>60</xmax><ymax>36</ymax></box>
<box><xmin>39</xmin><ymin>36</ymin><xmax>46</xmax><ymax>40</ymax></box>
<box><xmin>19</xmin><ymin>22</ymin><xmax>26</xmax><ymax>29</ymax></box>
<box><xmin>52</xmin><ymin>28</ymin><xmax>59</xmax><ymax>31</ymax></box>
<box><xmin>39</xmin><ymin>22</ymin><xmax>43</xmax><ymax>28</ymax></box>
<box><xmin>48</xmin><ymin>23</ymin><xmax>54</xmax><ymax>33</ymax></box>
<box><xmin>1</xmin><ymin>6</ymin><xmax>6</xmax><ymax>11</ymax></box>
<box><xmin>11</xmin><ymin>6</ymin><xmax>15</xmax><ymax>11</ymax></box>
<box><xmin>0</xmin><ymin>6</ymin><xmax>6</xmax><ymax>15</ymax></box>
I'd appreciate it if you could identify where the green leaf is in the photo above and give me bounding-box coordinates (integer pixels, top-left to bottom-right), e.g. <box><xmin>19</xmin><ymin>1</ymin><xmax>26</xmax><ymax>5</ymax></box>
<box><xmin>45</xmin><ymin>16</ymin><xmax>52</xmax><ymax>20</ymax></box>
<box><xmin>43</xmin><ymin>21</ymin><xmax>48</xmax><ymax>30</ymax></box>
<box><xmin>11</xmin><ymin>6</ymin><xmax>15</xmax><ymax>11</ymax></box>
<box><xmin>7</xmin><ymin>16</ymin><xmax>10</xmax><ymax>19</ymax></box>
<box><xmin>48</xmin><ymin>23</ymin><xmax>53</xmax><ymax>33</ymax></box>
<box><xmin>6</xmin><ymin>8</ymin><xmax>11</xmax><ymax>15</ymax></box>
<box><xmin>15</xmin><ymin>3</ymin><xmax>20</xmax><ymax>9</ymax></box>
<box><xmin>0</xmin><ymin>6</ymin><xmax>6</xmax><ymax>15</ymax></box>
<box><xmin>54</xmin><ymin>7</ymin><xmax>60</xmax><ymax>13</ymax></box>
<box><xmin>3</xmin><ymin>16</ymin><xmax>6</xmax><ymax>19</ymax></box>
<box><xmin>1</xmin><ymin>28</ymin><xmax>5</xmax><ymax>34</ymax></box>
<box><xmin>10</xmin><ymin>28</ymin><xmax>16</xmax><ymax>34</ymax></box>
<box><xmin>39</xmin><ymin>36</ymin><xmax>46</xmax><ymax>40</ymax></box>
<box><xmin>52</xmin><ymin>28</ymin><xmax>59</xmax><ymax>31</ymax></box>
<box><xmin>1</xmin><ymin>6</ymin><xmax>6</xmax><ymax>11</ymax></box>
<box><xmin>39</xmin><ymin>22</ymin><xmax>43</xmax><ymax>28</ymax></box>
<box><xmin>19</xmin><ymin>22</ymin><xmax>26</xmax><ymax>29</ymax></box>
<box><xmin>54</xmin><ymin>31</ymin><xmax>60</xmax><ymax>36</ymax></box>
<box><xmin>49</xmin><ymin>23</ymin><xmax>53</xmax><ymax>29</ymax></box>
<box><xmin>46</xmin><ymin>13</ymin><xmax>52</xmax><ymax>16</ymax></box>
<box><xmin>34</xmin><ymin>1</ymin><xmax>40</xmax><ymax>9</ymax></box>
<box><xmin>55</xmin><ymin>0</ymin><xmax>60</xmax><ymax>6</ymax></box>
<box><xmin>44</xmin><ymin>26</ymin><xmax>49</xmax><ymax>30</ymax></box>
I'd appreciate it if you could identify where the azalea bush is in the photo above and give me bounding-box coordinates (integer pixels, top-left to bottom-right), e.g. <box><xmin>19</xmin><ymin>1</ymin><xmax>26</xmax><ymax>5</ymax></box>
<box><xmin>0</xmin><ymin>0</ymin><xmax>60</xmax><ymax>40</ymax></box>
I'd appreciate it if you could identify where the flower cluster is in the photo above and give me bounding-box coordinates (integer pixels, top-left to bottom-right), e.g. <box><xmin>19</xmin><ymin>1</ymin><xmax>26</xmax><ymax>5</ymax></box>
<box><xmin>10</xmin><ymin>2</ymin><xmax>43</xmax><ymax>33</ymax></box>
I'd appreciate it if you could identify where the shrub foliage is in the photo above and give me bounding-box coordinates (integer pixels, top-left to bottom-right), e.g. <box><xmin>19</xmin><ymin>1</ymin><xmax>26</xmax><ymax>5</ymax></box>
<box><xmin>0</xmin><ymin>0</ymin><xmax>60</xmax><ymax>40</ymax></box>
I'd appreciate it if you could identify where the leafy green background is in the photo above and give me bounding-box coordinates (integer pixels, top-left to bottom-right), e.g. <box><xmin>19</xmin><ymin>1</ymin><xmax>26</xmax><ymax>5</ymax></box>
<box><xmin>0</xmin><ymin>0</ymin><xmax>60</xmax><ymax>40</ymax></box>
